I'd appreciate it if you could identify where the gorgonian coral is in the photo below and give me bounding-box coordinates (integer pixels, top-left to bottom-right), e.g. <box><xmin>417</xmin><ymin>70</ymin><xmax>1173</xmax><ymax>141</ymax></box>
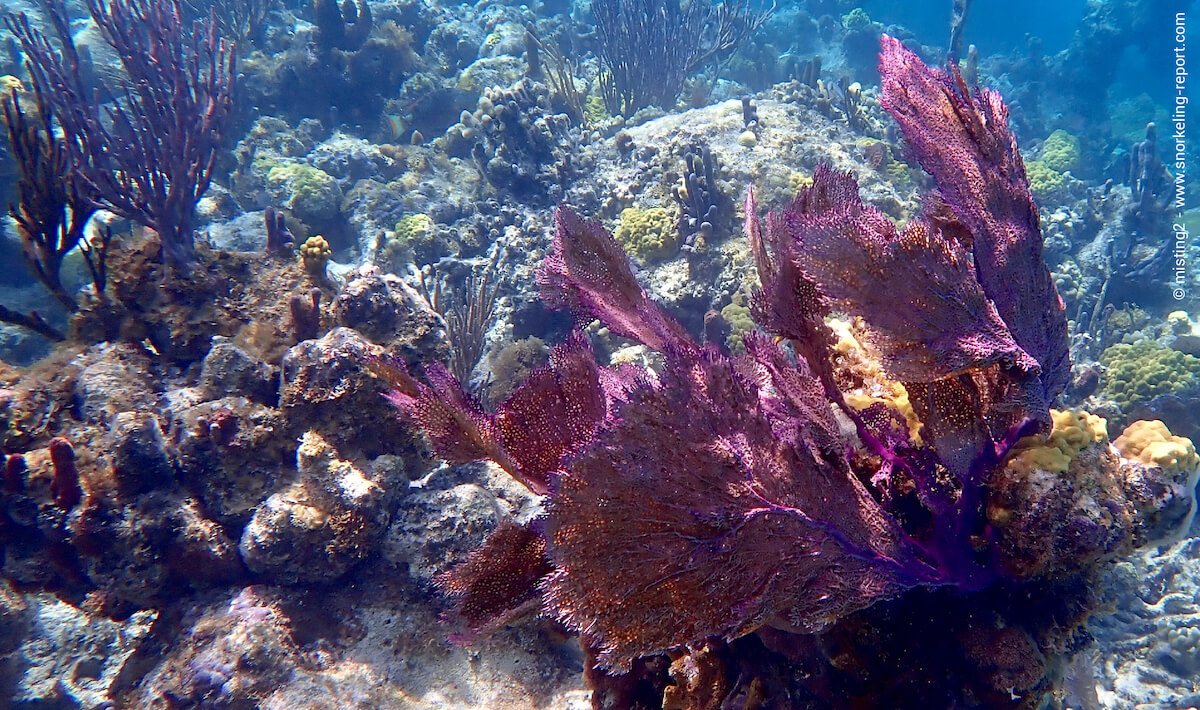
<box><xmin>376</xmin><ymin>35</ymin><xmax>1181</xmax><ymax>707</ymax></box>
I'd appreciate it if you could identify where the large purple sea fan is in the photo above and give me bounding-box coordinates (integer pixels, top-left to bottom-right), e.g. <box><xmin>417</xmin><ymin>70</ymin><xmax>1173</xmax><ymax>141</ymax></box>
<box><xmin>765</xmin><ymin>165</ymin><xmax>1034</xmax><ymax>386</ymax></box>
<box><xmin>541</xmin><ymin>343</ymin><xmax>939</xmax><ymax>672</ymax></box>
<box><xmin>381</xmin><ymin>34</ymin><xmax>1074</xmax><ymax>681</ymax></box>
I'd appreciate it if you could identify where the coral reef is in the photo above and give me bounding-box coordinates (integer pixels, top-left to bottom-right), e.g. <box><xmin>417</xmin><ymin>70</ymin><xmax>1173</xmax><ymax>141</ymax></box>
<box><xmin>452</xmin><ymin>79</ymin><xmax>583</xmax><ymax>204</ymax></box>
<box><xmin>1092</xmin><ymin>533</ymin><xmax>1200</xmax><ymax>709</ymax></box>
<box><xmin>1</xmin><ymin>1</ymin><xmax>1197</xmax><ymax>707</ymax></box>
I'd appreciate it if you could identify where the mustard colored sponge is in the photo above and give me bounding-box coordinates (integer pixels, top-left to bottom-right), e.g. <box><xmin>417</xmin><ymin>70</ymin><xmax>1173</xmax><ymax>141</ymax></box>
<box><xmin>1004</xmin><ymin>409</ymin><xmax>1109</xmax><ymax>474</ymax></box>
<box><xmin>831</xmin><ymin>319</ymin><xmax>923</xmax><ymax>445</ymax></box>
<box><xmin>1114</xmin><ymin>420</ymin><xmax>1200</xmax><ymax>474</ymax></box>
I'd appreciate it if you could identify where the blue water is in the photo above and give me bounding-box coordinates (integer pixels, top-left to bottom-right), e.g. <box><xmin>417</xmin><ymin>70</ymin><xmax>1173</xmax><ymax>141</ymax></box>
<box><xmin>865</xmin><ymin>0</ymin><xmax>1088</xmax><ymax>55</ymax></box>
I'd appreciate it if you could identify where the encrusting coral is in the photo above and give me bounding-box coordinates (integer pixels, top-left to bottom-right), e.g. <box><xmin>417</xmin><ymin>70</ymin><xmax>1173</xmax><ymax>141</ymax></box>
<box><xmin>1039</xmin><ymin>128</ymin><xmax>1082</xmax><ymax>173</ymax></box>
<box><xmin>1004</xmin><ymin>408</ymin><xmax>1108</xmax><ymax>474</ymax></box>
<box><xmin>831</xmin><ymin>317</ymin><xmax>923</xmax><ymax>445</ymax></box>
<box><xmin>1025</xmin><ymin>159</ymin><xmax>1068</xmax><ymax>201</ymax></box>
<box><xmin>376</xmin><ymin>36</ymin><xmax>1198</xmax><ymax>708</ymax></box>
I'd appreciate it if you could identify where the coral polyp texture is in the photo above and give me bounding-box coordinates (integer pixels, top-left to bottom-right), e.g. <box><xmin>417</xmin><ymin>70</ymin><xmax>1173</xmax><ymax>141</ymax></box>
<box><xmin>382</xmin><ymin>36</ymin><xmax>1198</xmax><ymax>708</ymax></box>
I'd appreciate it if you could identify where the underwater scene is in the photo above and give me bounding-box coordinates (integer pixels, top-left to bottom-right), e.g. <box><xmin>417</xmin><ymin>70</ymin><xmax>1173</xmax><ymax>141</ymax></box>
<box><xmin>1</xmin><ymin>0</ymin><xmax>1200</xmax><ymax>707</ymax></box>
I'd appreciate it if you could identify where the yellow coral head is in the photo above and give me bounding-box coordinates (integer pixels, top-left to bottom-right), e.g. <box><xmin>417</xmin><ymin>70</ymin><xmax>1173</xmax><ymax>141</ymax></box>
<box><xmin>300</xmin><ymin>235</ymin><xmax>332</xmax><ymax>275</ymax></box>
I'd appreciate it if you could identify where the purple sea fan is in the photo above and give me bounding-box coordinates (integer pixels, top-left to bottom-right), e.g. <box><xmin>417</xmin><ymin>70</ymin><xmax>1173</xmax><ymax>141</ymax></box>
<box><xmin>383</xmin><ymin>34</ymin><xmax>1076</xmax><ymax>686</ymax></box>
<box><xmin>537</xmin><ymin>207</ymin><xmax>696</xmax><ymax>354</ymax></box>
<box><xmin>769</xmin><ymin>165</ymin><xmax>1034</xmax><ymax>387</ymax></box>
<box><xmin>376</xmin><ymin>331</ymin><xmax>615</xmax><ymax>495</ymax></box>
<box><xmin>540</xmin><ymin>341</ymin><xmax>940</xmax><ymax>672</ymax></box>
<box><xmin>532</xmin><ymin>205</ymin><xmax>948</xmax><ymax>672</ymax></box>
<box><xmin>878</xmin><ymin>34</ymin><xmax>1069</xmax><ymax>414</ymax></box>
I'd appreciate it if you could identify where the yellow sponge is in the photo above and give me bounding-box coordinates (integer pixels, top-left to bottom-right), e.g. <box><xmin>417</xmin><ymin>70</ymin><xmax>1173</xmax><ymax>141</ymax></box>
<box><xmin>1114</xmin><ymin>420</ymin><xmax>1200</xmax><ymax>474</ymax></box>
<box><xmin>1004</xmin><ymin>409</ymin><xmax>1109</xmax><ymax>474</ymax></box>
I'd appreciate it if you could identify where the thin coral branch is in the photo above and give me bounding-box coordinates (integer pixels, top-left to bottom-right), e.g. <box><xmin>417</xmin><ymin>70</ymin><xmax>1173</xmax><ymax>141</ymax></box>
<box><xmin>78</xmin><ymin>225</ymin><xmax>114</xmax><ymax>298</ymax></box>
<box><xmin>0</xmin><ymin>305</ymin><xmax>64</xmax><ymax>341</ymax></box>
<box><xmin>418</xmin><ymin>248</ymin><xmax>506</xmax><ymax>387</ymax></box>
<box><xmin>2</xmin><ymin>88</ymin><xmax>96</xmax><ymax>312</ymax></box>
<box><xmin>182</xmin><ymin>0</ymin><xmax>278</xmax><ymax>48</ymax></box>
<box><xmin>525</xmin><ymin>28</ymin><xmax>590</xmax><ymax>127</ymax></box>
<box><xmin>5</xmin><ymin>0</ymin><xmax>237</xmax><ymax>269</ymax></box>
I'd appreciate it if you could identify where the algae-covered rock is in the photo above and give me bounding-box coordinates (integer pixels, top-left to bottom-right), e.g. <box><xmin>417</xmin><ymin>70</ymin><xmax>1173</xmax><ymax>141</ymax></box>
<box><xmin>265</xmin><ymin>163</ymin><xmax>342</xmax><ymax>224</ymax></box>
<box><xmin>383</xmin><ymin>481</ymin><xmax>506</xmax><ymax>582</ymax></box>
<box><xmin>198</xmin><ymin>336</ymin><xmax>278</xmax><ymax>405</ymax></box>
<box><xmin>239</xmin><ymin>431</ymin><xmax>391</xmax><ymax>584</ymax></box>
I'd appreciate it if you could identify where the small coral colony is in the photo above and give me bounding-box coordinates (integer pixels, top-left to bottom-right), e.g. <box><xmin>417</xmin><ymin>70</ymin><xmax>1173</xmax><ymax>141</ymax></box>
<box><xmin>0</xmin><ymin>0</ymin><xmax>1197</xmax><ymax>708</ymax></box>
